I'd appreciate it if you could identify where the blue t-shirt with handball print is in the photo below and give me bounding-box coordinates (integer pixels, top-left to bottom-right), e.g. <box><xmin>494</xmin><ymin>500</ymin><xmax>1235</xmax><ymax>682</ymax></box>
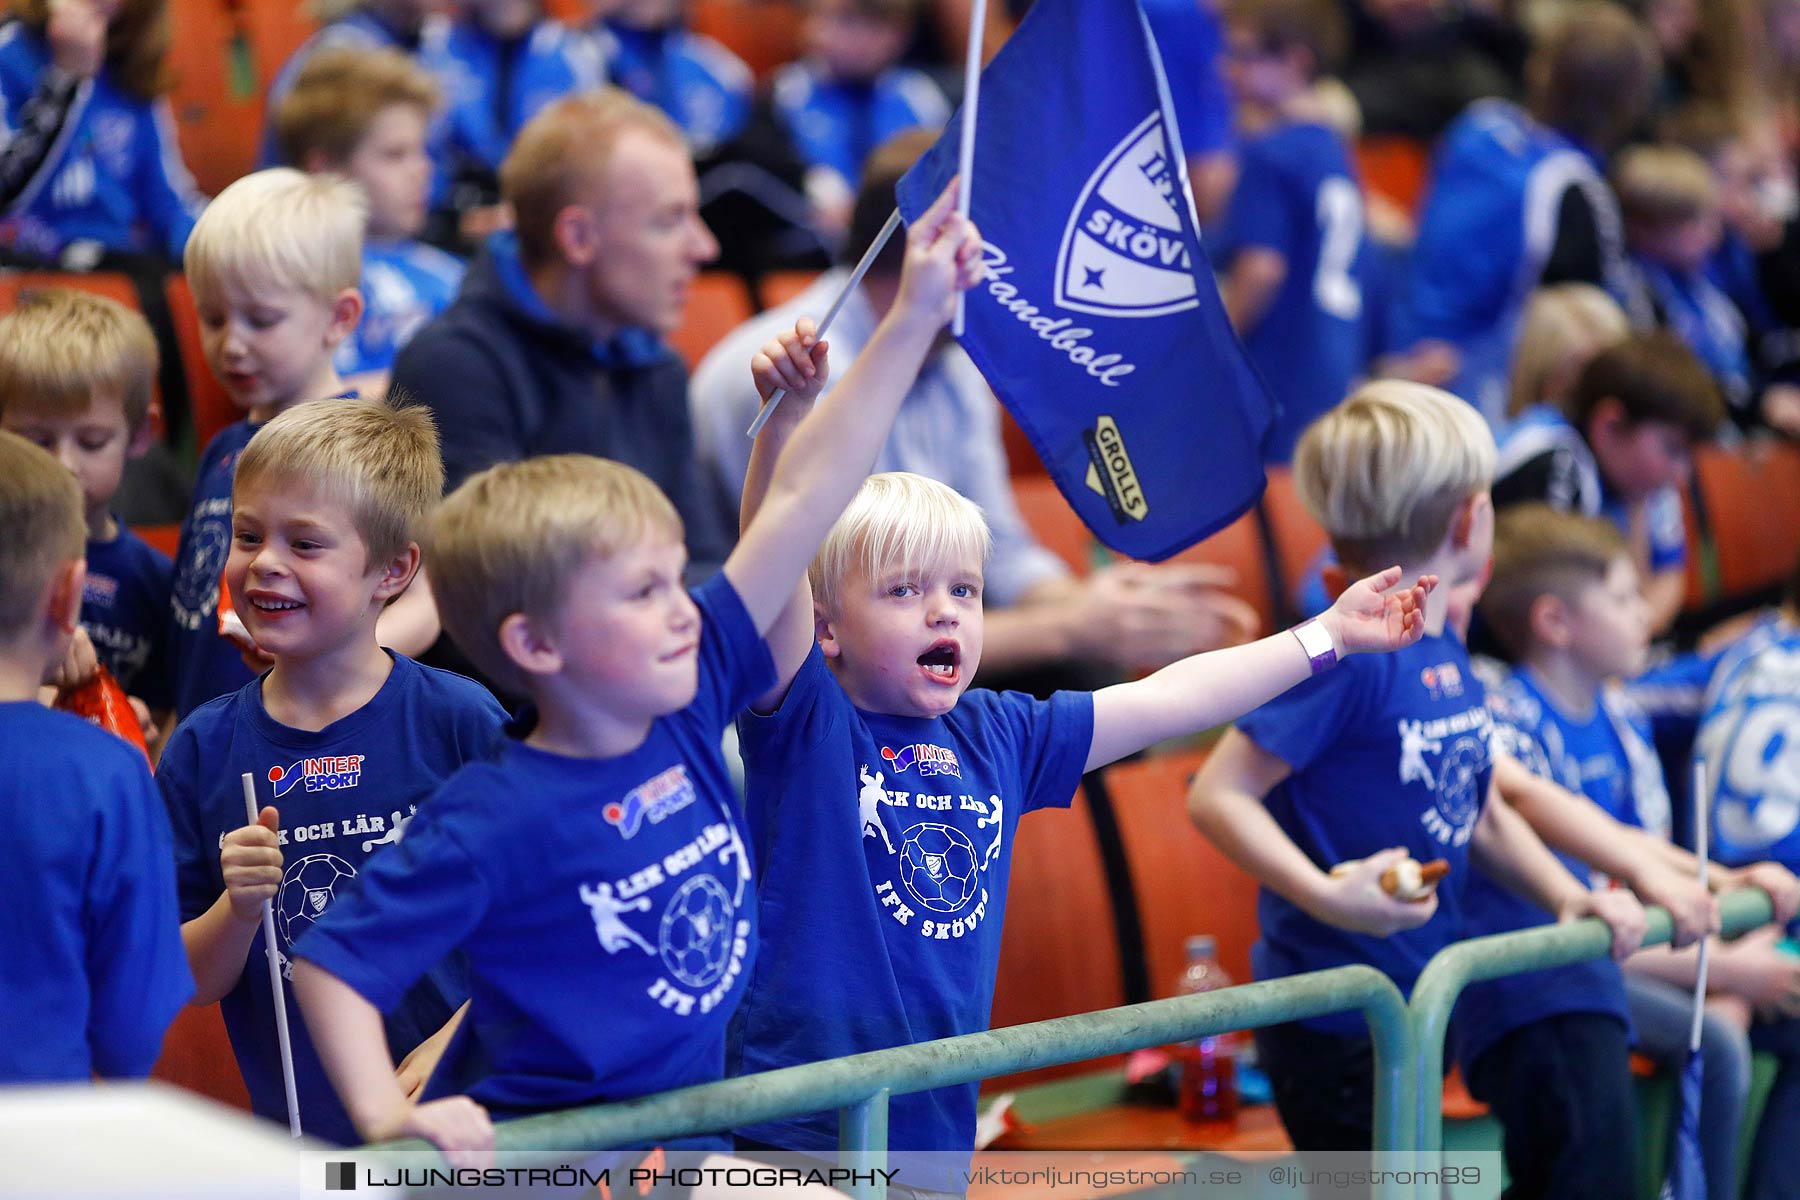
<box><xmin>1238</xmin><ymin>632</ymin><xmax>1493</xmax><ymax>1032</ymax></box>
<box><xmin>158</xmin><ymin>653</ymin><xmax>505</xmax><ymax>1144</ymax></box>
<box><xmin>296</xmin><ymin>575</ymin><xmax>774</xmax><ymax>1140</ymax></box>
<box><xmin>168</xmin><ymin>419</ymin><xmax>259</xmax><ymax>719</ymax></box>
<box><xmin>729</xmin><ymin>646</ymin><xmax>1094</xmax><ymax>1184</ymax></box>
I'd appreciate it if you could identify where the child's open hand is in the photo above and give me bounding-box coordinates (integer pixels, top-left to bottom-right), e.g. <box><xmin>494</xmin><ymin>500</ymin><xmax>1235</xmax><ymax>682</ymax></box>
<box><xmin>221</xmin><ymin>806</ymin><xmax>283</xmax><ymax>921</ymax></box>
<box><xmin>751</xmin><ymin>317</ymin><xmax>830</xmax><ymax>410</ymax></box>
<box><xmin>1313</xmin><ymin>847</ymin><xmax>1440</xmax><ymax>936</ymax></box>
<box><xmin>1559</xmin><ymin>888</ymin><xmax>1647</xmax><ymax>961</ymax></box>
<box><xmin>1320</xmin><ymin>567</ymin><xmax>1436</xmax><ymax>656</ymax></box>
<box><xmin>894</xmin><ymin>177</ymin><xmax>985</xmax><ymax>332</ymax></box>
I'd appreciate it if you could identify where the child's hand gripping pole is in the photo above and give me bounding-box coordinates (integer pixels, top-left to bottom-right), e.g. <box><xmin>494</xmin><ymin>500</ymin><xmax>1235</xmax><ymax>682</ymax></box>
<box><xmin>242</xmin><ymin>772</ymin><xmax>302</xmax><ymax>1138</ymax></box>
<box><xmin>745</xmin><ymin>209</ymin><xmax>904</xmax><ymax>440</ymax></box>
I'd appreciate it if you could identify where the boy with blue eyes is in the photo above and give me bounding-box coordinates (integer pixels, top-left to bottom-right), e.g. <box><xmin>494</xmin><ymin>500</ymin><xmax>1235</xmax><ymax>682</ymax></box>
<box><xmin>157</xmin><ymin>396</ymin><xmax>506</xmax><ymax>1144</ymax></box>
<box><xmin>0</xmin><ymin>289</ymin><xmax>172</xmax><ymax>724</ymax></box>
<box><xmin>168</xmin><ymin>168</ymin><xmax>368</xmax><ymax>719</ymax></box>
<box><xmin>728</xmin><ymin>342</ymin><xmax>1436</xmax><ymax>1187</ymax></box>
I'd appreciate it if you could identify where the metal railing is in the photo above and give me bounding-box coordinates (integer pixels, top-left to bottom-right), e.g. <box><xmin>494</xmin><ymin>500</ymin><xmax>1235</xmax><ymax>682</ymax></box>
<box><xmin>1408</xmin><ymin>888</ymin><xmax>1775</xmax><ymax>1153</ymax></box>
<box><xmin>372</xmin><ymin>964</ymin><xmax>1414</xmax><ymax>1199</ymax></box>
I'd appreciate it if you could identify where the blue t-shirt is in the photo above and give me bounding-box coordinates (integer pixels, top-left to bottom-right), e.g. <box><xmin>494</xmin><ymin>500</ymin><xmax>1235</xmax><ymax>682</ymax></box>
<box><xmin>429</xmin><ymin>17</ymin><xmax>607</xmax><ymax>183</ymax></box>
<box><xmin>0</xmin><ymin>22</ymin><xmax>203</xmax><ymax>260</ymax></box>
<box><xmin>603</xmin><ymin>23</ymin><xmax>751</xmax><ymax>156</ymax></box>
<box><xmin>0</xmin><ymin>703</ymin><xmax>192</xmax><ymax>1082</ymax></box>
<box><xmin>1238</xmin><ymin>632</ymin><xmax>1493</xmax><ymax>1032</ymax></box>
<box><xmin>168</xmin><ymin>418</ymin><xmax>258</xmax><ymax>719</ymax></box>
<box><xmin>1218</xmin><ymin>121</ymin><xmax>1369</xmax><ymax>463</ymax></box>
<box><xmin>770</xmin><ymin>60</ymin><xmax>950</xmax><ymax>202</ymax></box>
<box><xmin>334</xmin><ymin>240</ymin><xmax>465</xmax><ymax>379</ymax></box>
<box><xmin>730</xmin><ymin>647</ymin><xmax>1094</xmax><ymax>1183</ymax></box>
<box><xmin>1698</xmin><ymin>617</ymin><xmax>1800</xmax><ymax>869</ymax></box>
<box><xmin>1455</xmin><ymin>666</ymin><xmax>1657</xmax><ymax>1067</ymax></box>
<box><xmin>83</xmin><ymin>522</ymin><xmax>173</xmax><ymax>709</ymax></box>
<box><xmin>296</xmin><ymin>575</ymin><xmax>774</xmax><ymax>1137</ymax></box>
<box><xmin>158</xmin><ymin>654</ymin><xmax>505</xmax><ymax>1144</ymax></box>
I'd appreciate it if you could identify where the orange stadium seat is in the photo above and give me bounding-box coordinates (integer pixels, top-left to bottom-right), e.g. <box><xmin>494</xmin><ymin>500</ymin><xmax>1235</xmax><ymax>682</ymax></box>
<box><xmin>756</xmin><ymin>269</ymin><xmax>820</xmax><ymax>311</ymax></box>
<box><xmin>164</xmin><ymin>274</ymin><xmax>240</xmax><ymax>453</ymax></box>
<box><xmin>1166</xmin><ymin>511</ymin><xmax>1278</xmax><ymax>639</ymax></box>
<box><xmin>1692</xmin><ymin>441</ymin><xmax>1800</xmax><ymax>599</ymax></box>
<box><xmin>132</xmin><ymin>524</ymin><xmax>183</xmax><ymax>559</ymax></box>
<box><xmin>999</xmin><ymin>408</ymin><xmax>1047</xmax><ymax>476</ymax></box>
<box><xmin>151</xmin><ymin>1003</ymin><xmax>252</xmax><ymax>1112</ymax></box>
<box><xmin>987</xmin><ymin>786</ymin><xmax>1129</xmax><ymax>1089</ymax></box>
<box><xmin>668</xmin><ymin>272</ymin><xmax>755</xmax><ymax>370</ymax></box>
<box><xmin>689</xmin><ymin>0</ymin><xmax>807</xmax><ymax>82</ymax></box>
<box><xmin>1011</xmin><ymin>475</ymin><xmax>1107</xmax><ymax>575</ymax></box>
<box><xmin>1258</xmin><ymin>466</ymin><xmax>1329</xmax><ymax>623</ymax></box>
<box><xmin>1354</xmin><ymin>135</ymin><xmax>1431</xmax><ymax>218</ymax></box>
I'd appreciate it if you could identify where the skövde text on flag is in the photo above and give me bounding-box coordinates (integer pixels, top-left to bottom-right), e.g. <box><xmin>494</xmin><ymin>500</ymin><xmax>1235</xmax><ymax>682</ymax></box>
<box><xmin>895</xmin><ymin>0</ymin><xmax>1273</xmax><ymax>561</ymax></box>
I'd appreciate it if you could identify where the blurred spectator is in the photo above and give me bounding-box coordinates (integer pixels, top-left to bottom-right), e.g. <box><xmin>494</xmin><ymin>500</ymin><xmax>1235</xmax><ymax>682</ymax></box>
<box><xmin>1506</xmin><ymin>283</ymin><xmax>1632</xmax><ymax>422</ymax></box>
<box><xmin>692</xmin><ymin>131</ymin><xmax>1261</xmax><ymax>695</ymax></box>
<box><xmin>425</xmin><ymin>0</ymin><xmax>608</xmax><ymax>240</ymax></box>
<box><xmin>1404</xmin><ymin>2</ymin><xmax>1659</xmax><ymax>426</ymax></box>
<box><xmin>1140</xmin><ymin>0</ymin><xmax>1238</xmax><ymax>224</ymax></box>
<box><xmin>0</xmin><ymin>0</ymin><xmax>203</xmax><ymax>264</ymax></box>
<box><xmin>276</xmin><ymin>47</ymin><xmax>465</xmax><ymax>396</ymax></box>
<box><xmin>595</xmin><ymin>0</ymin><xmax>753</xmax><ymax>157</ymax></box>
<box><xmin>1340</xmin><ymin>0</ymin><xmax>1527</xmax><ymax>141</ymax></box>
<box><xmin>769</xmin><ymin>0</ymin><xmax>949</xmax><ymax>242</ymax></box>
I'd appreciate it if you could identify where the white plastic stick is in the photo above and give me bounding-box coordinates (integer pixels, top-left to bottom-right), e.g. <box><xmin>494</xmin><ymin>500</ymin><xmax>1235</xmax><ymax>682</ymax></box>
<box><xmin>243</xmin><ymin>771</ymin><xmax>302</xmax><ymax>1138</ymax></box>
<box><xmin>952</xmin><ymin>0</ymin><xmax>989</xmax><ymax>337</ymax></box>
<box><xmin>743</xmin><ymin>209</ymin><xmax>904</xmax><ymax>439</ymax></box>
<box><xmin>1688</xmin><ymin>760</ymin><xmax>1711</xmax><ymax>1055</ymax></box>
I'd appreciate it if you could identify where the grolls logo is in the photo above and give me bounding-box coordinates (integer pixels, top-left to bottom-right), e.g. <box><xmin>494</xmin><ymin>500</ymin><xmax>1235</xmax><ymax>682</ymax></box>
<box><xmin>880</xmin><ymin>744</ymin><xmax>961</xmax><ymax>778</ymax></box>
<box><xmin>1083</xmin><ymin>415</ymin><xmax>1148</xmax><ymax>524</ymax></box>
<box><xmin>267</xmin><ymin>755</ymin><xmax>365</xmax><ymax>799</ymax></box>
<box><xmin>1054</xmin><ymin>111</ymin><xmax>1199</xmax><ymax>320</ymax></box>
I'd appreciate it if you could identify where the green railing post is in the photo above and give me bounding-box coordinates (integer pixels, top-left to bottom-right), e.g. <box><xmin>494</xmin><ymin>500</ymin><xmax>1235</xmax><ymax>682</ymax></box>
<box><xmin>839</xmin><ymin>1090</ymin><xmax>890</xmax><ymax>1200</ymax></box>
<box><xmin>1409</xmin><ymin>889</ymin><xmax>1774</xmax><ymax>1153</ymax></box>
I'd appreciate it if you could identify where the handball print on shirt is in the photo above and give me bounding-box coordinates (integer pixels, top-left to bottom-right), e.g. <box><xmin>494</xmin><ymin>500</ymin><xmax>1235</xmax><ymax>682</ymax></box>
<box><xmin>1397</xmin><ymin>710</ymin><xmax>1492</xmax><ymax>847</ymax></box>
<box><xmin>575</xmin><ymin>820</ymin><xmax>753</xmax><ymax>1017</ymax></box>
<box><xmin>860</xmin><ymin>762</ymin><xmax>1003</xmax><ymax>941</ymax></box>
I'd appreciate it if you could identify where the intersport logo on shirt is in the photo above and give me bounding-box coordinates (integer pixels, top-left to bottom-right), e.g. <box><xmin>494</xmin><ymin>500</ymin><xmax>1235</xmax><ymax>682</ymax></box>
<box><xmin>268</xmin><ymin>755</ymin><xmax>365</xmax><ymax>799</ymax></box>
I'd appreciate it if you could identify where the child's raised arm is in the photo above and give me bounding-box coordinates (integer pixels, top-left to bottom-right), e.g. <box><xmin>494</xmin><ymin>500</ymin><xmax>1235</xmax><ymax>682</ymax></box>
<box><xmin>1086</xmin><ymin>566</ymin><xmax>1431</xmax><ymax>771</ymax></box>
<box><xmin>739</xmin><ymin>319</ymin><xmax>829</xmax><ymax>712</ymax></box>
<box><xmin>292</xmin><ymin>961</ymin><xmax>493</xmax><ymax>1161</ymax></box>
<box><xmin>724</xmin><ymin>179</ymin><xmax>982</xmax><ymax>636</ymax></box>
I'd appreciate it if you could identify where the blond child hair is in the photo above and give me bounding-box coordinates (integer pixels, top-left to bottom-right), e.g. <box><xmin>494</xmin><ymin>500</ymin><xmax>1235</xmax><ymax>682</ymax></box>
<box><xmin>809</xmin><ymin>472</ymin><xmax>993</xmax><ymax>615</ymax></box>
<box><xmin>1294</xmin><ymin>381</ymin><xmax>1497</xmax><ymax>570</ymax></box>
<box><xmin>273</xmin><ymin>45</ymin><xmax>441</xmax><ymax>168</ymax></box>
<box><xmin>0</xmin><ymin>432</ymin><xmax>85</xmax><ymax>640</ymax></box>
<box><xmin>183</xmin><ymin>168</ymin><xmax>368</xmax><ymax>306</ymax></box>
<box><xmin>500</xmin><ymin>88</ymin><xmax>685</xmax><ymax>268</ymax></box>
<box><xmin>0</xmin><ymin>289</ymin><xmax>161</xmax><ymax>436</ymax></box>
<box><xmin>1614</xmin><ymin>144</ymin><xmax>1719</xmax><ymax>229</ymax></box>
<box><xmin>428</xmin><ymin>455</ymin><xmax>683</xmax><ymax>693</ymax></box>
<box><xmin>1479</xmin><ymin>504</ymin><xmax>1630</xmax><ymax>660</ymax></box>
<box><xmin>235</xmin><ymin>396</ymin><xmax>442</xmax><ymax>570</ymax></box>
<box><xmin>1507</xmin><ymin>284</ymin><xmax>1632</xmax><ymax>419</ymax></box>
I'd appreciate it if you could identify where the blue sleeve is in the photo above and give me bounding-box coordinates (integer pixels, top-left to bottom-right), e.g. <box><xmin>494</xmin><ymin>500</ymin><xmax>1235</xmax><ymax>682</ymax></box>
<box><xmin>690</xmin><ymin>573</ymin><xmax>776</xmax><ymax>730</ymax></box>
<box><xmin>1005</xmin><ymin>689</ymin><xmax>1097</xmax><ymax>815</ymax></box>
<box><xmin>134</xmin><ymin>99</ymin><xmax>202</xmax><ymax>259</ymax></box>
<box><xmin>1219</xmin><ymin>140</ymin><xmax>1297</xmax><ymax>264</ymax></box>
<box><xmin>1645</xmin><ymin>489</ymin><xmax>1688</xmax><ymax>573</ymax></box>
<box><xmin>1237</xmin><ymin>662</ymin><xmax>1369</xmax><ymax>772</ymax></box>
<box><xmin>296</xmin><ymin>801</ymin><xmax>491</xmax><ymax>1014</ymax></box>
<box><xmin>86</xmin><ymin>756</ymin><xmax>194</xmax><ymax>1075</ymax></box>
<box><xmin>155</xmin><ymin>717</ymin><xmax>218</xmax><ymax>923</ymax></box>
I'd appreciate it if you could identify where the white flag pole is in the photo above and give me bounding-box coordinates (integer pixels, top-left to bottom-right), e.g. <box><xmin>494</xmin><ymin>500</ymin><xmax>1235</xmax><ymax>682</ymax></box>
<box><xmin>952</xmin><ymin>0</ymin><xmax>989</xmax><ymax>337</ymax></box>
<box><xmin>243</xmin><ymin>772</ymin><xmax>302</xmax><ymax>1138</ymax></box>
<box><xmin>1689</xmin><ymin>759</ymin><xmax>1712</xmax><ymax>1055</ymax></box>
<box><xmin>743</xmin><ymin>209</ymin><xmax>904</xmax><ymax>440</ymax></box>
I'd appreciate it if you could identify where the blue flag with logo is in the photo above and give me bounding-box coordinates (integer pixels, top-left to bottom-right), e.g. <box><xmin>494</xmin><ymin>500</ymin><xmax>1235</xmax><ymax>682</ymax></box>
<box><xmin>895</xmin><ymin>0</ymin><xmax>1273</xmax><ymax>562</ymax></box>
